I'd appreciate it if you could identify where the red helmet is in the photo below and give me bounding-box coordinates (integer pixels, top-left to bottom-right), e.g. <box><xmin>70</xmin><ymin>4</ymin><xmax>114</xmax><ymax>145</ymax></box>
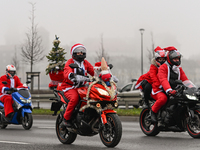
<box><xmin>6</xmin><ymin>65</ymin><xmax>16</xmax><ymax>78</ymax></box>
<box><xmin>164</xmin><ymin>46</ymin><xmax>181</xmax><ymax>66</ymax></box>
<box><xmin>154</xmin><ymin>46</ymin><xmax>167</xmax><ymax>66</ymax></box>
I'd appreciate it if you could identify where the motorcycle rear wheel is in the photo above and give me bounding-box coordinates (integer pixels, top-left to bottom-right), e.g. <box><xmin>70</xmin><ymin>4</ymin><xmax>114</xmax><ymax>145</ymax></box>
<box><xmin>99</xmin><ymin>113</ymin><xmax>122</xmax><ymax>148</ymax></box>
<box><xmin>139</xmin><ymin>108</ymin><xmax>160</xmax><ymax>136</ymax></box>
<box><xmin>56</xmin><ymin>114</ymin><xmax>77</xmax><ymax>144</ymax></box>
<box><xmin>22</xmin><ymin>113</ymin><xmax>33</xmax><ymax>130</ymax></box>
<box><xmin>186</xmin><ymin>109</ymin><xmax>200</xmax><ymax>138</ymax></box>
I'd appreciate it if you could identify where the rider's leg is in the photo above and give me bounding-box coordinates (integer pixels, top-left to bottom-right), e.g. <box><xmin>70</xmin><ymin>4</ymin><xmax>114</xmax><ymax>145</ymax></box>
<box><xmin>151</xmin><ymin>92</ymin><xmax>168</xmax><ymax>122</ymax></box>
<box><xmin>143</xmin><ymin>83</ymin><xmax>152</xmax><ymax>106</ymax></box>
<box><xmin>63</xmin><ymin>89</ymin><xmax>79</xmax><ymax>126</ymax></box>
<box><xmin>1</xmin><ymin>95</ymin><xmax>14</xmax><ymax>117</ymax></box>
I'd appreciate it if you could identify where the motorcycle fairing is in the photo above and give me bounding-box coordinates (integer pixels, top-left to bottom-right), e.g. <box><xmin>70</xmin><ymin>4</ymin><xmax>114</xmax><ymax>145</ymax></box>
<box><xmin>21</xmin><ymin>108</ymin><xmax>32</xmax><ymax>117</ymax></box>
<box><xmin>12</xmin><ymin>92</ymin><xmax>31</xmax><ymax>107</ymax></box>
<box><xmin>0</xmin><ymin>101</ymin><xmax>4</xmax><ymax>108</ymax></box>
<box><xmin>10</xmin><ymin>112</ymin><xmax>19</xmax><ymax>124</ymax></box>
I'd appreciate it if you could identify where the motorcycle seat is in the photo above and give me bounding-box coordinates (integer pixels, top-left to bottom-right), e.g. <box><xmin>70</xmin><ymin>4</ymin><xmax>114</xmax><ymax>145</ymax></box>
<box><xmin>56</xmin><ymin>90</ymin><xmax>69</xmax><ymax>103</ymax></box>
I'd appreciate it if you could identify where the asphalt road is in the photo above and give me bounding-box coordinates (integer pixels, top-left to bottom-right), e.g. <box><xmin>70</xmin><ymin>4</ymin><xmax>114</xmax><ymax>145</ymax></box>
<box><xmin>0</xmin><ymin>116</ymin><xmax>200</xmax><ymax>150</ymax></box>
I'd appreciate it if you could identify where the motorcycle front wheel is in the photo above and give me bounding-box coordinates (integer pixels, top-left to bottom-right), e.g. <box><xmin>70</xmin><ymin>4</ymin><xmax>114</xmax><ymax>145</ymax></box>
<box><xmin>186</xmin><ymin>109</ymin><xmax>200</xmax><ymax>138</ymax></box>
<box><xmin>22</xmin><ymin>113</ymin><xmax>33</xmax><ymax>130</ymax></box>
<box><xmin>99</xmin><ymin>113</ymin><xmax>122</xmax><ymax>148</ymax></box>
<box><xmin>56</xmin><ymin>113</ymin><xmax>77</xmax><ymax>144</ymax></box>
<box><xmin>139</xmin><ymin>108</ymin><xmax>160</xmax><ymax>136</ymax></box>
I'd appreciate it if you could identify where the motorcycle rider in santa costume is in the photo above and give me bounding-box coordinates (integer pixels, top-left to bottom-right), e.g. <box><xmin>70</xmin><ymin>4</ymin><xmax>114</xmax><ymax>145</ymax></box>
<box><xmin>135</xmin><ymin>46</ymin><xmax>167</xmax><ymax>106</ymax></box>
<box><xmin>151</xmin><ymin>46</ymin><xmax>189</xmax><ymax>122</ymax></box>
<box><xmin>60</xmin><ymin>43</ymin><xmax>94</xmax><ymax>127</ymax></box>
<box><xmin>0</xmin><ymin>65</ymin><xmax>26</xmax><ymax>121</ymax></box>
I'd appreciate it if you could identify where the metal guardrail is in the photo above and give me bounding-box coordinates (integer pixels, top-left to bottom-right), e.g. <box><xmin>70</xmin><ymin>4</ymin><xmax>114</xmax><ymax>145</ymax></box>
<box><xmin>31</xmin><ymin>94</ymin><xmax>54</xmax><ymax>109</ymax></box>
<box><xmin>31</xmin><ymin>93</ymin><xmax>141</xmax><ymax>109</ymax></box>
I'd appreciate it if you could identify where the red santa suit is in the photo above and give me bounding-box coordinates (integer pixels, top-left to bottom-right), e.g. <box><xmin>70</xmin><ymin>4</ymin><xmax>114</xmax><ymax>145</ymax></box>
<box><xmin>0</xmin><ymin>75</ymin><xmax>24</xmax><ymax>117</ymax></box>
<box><xmin>60</xmin><ymin>58</ymin><xmax>94</xmax><ymax>120</ymax></box>
<box><xmin>135</xmin><ymin>72</ymin><xmax>152</xmax><ymax>90</ymax></box>
<box><xmin>151</xmin><ymin>62</ymin><xmax>188</xmax><ymax>113</ymax></box>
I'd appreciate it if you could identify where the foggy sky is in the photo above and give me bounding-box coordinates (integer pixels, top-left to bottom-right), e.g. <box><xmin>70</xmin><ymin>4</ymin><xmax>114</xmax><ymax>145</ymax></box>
<box><xmin>1</xmin><ymin>0</ymin><xmax>200</xmax><ymax>59</ymax></box>
<box><xmin>1</xmin><ymin>0</ymin><xmax>200</xmax><ymax>88</ymax></box>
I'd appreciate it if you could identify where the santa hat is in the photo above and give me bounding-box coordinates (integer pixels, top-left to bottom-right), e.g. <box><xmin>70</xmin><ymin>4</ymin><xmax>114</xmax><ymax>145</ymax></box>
<box><xmin>154</xmin><ymin>46</ymin><xmax>166</xmax><ymax>58</ymax></box>
<box><xmin>163</xmin><ymin>46</ymin><xmax>177</xmax><ymax>52</ymax></box>
<box><xmin>70</xmin><ymin>43</ymin><xmax>86</xmax><ymax>55</ymax></box>
<box><xmin>154</xmin><ymin>46</ymin><xmax>164</xmax><ymax>52</ymax></box>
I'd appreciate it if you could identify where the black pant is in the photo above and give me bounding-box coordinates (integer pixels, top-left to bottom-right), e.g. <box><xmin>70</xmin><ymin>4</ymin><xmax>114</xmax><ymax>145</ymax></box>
<box><xmin>141</xmin><ymin>80</ymin><xmax>152</xmax><ymax>102</ymax></box>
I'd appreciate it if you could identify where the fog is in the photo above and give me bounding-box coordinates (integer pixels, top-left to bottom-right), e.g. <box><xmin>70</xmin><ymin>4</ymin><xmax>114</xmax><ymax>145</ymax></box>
<box><xmin>1</xmin><ymin>0</ymin><xmax>200</xmax><ymax>89</ymax></box>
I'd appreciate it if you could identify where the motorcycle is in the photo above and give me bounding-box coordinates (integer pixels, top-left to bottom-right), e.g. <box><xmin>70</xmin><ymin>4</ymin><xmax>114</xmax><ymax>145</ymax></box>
<box><xmin>0</xmin><ymin>81</ymin><xmax>33</xmax><ymax>130</ymax></box>
<box><xmin>50</xmin><ymin>63</ymin><xmax>122</xmax><ymax>147</ymax></box>
<box><xmin>139</xmin><ymin>80</ymin><xmax>200</xmax><ymax>138</ymax></box>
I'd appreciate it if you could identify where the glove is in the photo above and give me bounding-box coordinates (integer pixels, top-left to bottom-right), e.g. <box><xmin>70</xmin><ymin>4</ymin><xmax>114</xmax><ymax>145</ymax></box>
<box><xmin>168</xmin><ymin>90</ymin><xmax>176</xmax><ymax>96</ymax></box>
<box><xmin>4</xmin><ymin>87</ymin><xmax>10</xmax><ymax>91</ymax></box>
<box><xmin>75</xmin><ymin>75</ymin><xmax>90</xmax><ymax>82</ymax></box>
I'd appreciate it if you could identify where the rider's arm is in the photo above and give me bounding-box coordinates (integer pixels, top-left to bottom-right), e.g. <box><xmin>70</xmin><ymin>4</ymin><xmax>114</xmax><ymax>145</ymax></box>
<box><xmin>15</xmin><ymin>76</ymin><xmax>24</xmax><ymax>88</ymax></box>
<box><xmin>149</xmin><ymin>64</ymin><xmax>160</xmax><ymax>88</ymax></box>
<box><xmin>179</xmin><ymin>67</ymin><xmax>189</xmax><ymax>82</ymax></box>
<box><xmin>84</xmin><ymin>60</ymin><xmax>94</xmax><ymax>76</ymax></box>
<box><xmin>158</xmin><ymin>64</ymin><xmax>172</xmax><ymax>93</ymax></box>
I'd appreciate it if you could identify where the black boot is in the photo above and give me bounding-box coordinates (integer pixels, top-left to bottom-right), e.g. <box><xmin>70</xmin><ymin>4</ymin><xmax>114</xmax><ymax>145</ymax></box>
<box><xmin>6</xmin><ymin>112</ymin><xmax>14</xmax><ymax>122</ymax></box>
<box><xmin>62</xmin><ymin>119</ymin><xmax>72</xmax><ymax>127</ymax></box>
<box><xmin>150</xmin><ymin>110</ymin><xmax>157</xmax><ymax>123</ymax></box>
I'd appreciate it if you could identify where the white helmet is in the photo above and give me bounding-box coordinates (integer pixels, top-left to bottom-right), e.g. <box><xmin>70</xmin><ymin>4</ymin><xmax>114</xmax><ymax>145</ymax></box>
<box><xmin>6</xmin><ymin>65</ymin><xmax>16</xmax><ymax>78</ymax></box>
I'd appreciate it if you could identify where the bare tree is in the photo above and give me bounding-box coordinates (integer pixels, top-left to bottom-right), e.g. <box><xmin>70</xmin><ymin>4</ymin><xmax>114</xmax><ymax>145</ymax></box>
<box><xmin>11</xmin><ymin>46</ymin><xmax>19</xmax><ymax>71</ymax></box>
<box><xmin>21</xmin><ymin>2</ymin><xmax>45</xmax><ymax>72</ymax></box>
<box><xmin>95</xmin><ymin>34</ymin><xmax>110</xmax><ymax>63</ymax></box>
<box><xmin>147</xmin><ymin>32</ymin><xmax>155</xmax><ymax>64</ymax></box>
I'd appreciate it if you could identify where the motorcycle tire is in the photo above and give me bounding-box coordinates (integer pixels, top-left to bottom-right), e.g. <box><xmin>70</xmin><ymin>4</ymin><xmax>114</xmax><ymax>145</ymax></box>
<box><xmin>22</xmin><ymin>113</ymin><xmax>33</xmax><ymax>130</ymax></box>
<box><xmin>99</xmin><ymin>113</ymin><xmax>122</xmax><ymax>148</ymax></box>
<box><xmin>139</xmin><ymin>108</ymin><xmax>160</xmax><ymax>136</ymax></box>
<box><xmin>56</xmin><ymin>114</ymin><xmax>77</xmax><ymax>144</ymax></box>
<box><xmin>186</xmin><ymin>109</ymin><xmax>200</xmax><ymax>138</ymax></box>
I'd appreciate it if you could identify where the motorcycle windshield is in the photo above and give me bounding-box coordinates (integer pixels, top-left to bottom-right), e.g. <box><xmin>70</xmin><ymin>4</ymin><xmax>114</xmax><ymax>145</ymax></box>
<box><xmin>18</xmin><ymin>89</ymin><xmax>31</xmax><ymax>98</ymax></box>
<box><xmin>182</xmin><ymin>80</ymin><xmax>196</xmax><ymax>88</ymax></box>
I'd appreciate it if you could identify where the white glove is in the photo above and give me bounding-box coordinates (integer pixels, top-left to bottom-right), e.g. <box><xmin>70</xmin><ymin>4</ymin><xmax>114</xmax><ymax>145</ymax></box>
<box><xmin>75</xmin><ymin>75</ymin><xmax>90</xmax><ymax>82</ymax></box>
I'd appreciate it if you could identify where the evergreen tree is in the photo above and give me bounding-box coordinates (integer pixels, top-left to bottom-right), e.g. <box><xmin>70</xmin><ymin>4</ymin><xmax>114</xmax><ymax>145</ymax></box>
<box><xmin>46</xmin><ymin>35</ymin><xmax>67</xmax><ymax>75</ymax></box>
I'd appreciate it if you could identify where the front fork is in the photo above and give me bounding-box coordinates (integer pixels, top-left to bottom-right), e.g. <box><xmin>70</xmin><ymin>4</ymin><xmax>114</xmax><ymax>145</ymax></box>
<box><xmin>100</xmin><ymin>109</ymin><xmax>116</xmax><ymax>125</ymax></box>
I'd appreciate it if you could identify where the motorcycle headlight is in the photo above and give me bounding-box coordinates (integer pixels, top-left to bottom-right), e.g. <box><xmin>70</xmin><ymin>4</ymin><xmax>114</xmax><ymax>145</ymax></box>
<box><xmin>20</xmin><ymin>97</ymin><xmax>31</xmax><ymax>103</ymax></box>
<box><xmin>96</xmin><ymin>88</ymin><xmax>109</xmax><ymax>96</ymax></box>
<box><xmin>186</xmin><ymin>94</ymin><xmax>198</xmax><ymax>100</ymax></box>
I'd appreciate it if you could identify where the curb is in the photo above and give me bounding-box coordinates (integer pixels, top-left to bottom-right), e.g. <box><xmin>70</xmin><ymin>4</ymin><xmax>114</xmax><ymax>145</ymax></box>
<box><xmin>32</xmin><ymin>115</ymin><xmax>139</xmax><ymax>122</ymax></box>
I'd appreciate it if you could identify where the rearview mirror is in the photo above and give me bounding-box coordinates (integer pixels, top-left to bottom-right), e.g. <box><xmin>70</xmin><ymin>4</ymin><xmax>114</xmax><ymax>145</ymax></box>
<box><xmin>69</xmin><ymin>63</ymin><xmax>79</xmax><ymax>69</ymax></box>
<box><xmin>108</xmin><ymin>64</ymin><xmax>113</xmax><ymax>69</ymax></box>
<box><xmin>131</xmin><ymin>79</ymin><xmax>137</xmax><ymax>82</ymax></box>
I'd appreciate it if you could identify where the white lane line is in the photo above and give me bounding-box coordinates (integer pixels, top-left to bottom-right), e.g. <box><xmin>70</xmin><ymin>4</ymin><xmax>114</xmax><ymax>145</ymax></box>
<box><xmin>37</xmin><ymin>127</ymin><xmax>55</xmax><ymax>129</ymax></box>
<box><xmin>0</xmin><ymin>141</ymin><xmax>30</xmax><ymax>145</ymax></box>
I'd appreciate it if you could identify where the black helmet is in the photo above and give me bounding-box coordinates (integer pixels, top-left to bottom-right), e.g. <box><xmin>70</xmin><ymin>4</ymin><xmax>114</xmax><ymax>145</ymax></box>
<box><xmin>167</xmin><ymin>50</ymin><xmax>181</xmax><ymax>66</ymax></box>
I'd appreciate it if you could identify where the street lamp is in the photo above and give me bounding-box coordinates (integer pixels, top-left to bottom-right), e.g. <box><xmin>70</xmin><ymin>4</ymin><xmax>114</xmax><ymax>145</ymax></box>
<box><xmin>139</xmin><ymin>28</ymin><xmax>145</xmax><ymax>75</ymax></box>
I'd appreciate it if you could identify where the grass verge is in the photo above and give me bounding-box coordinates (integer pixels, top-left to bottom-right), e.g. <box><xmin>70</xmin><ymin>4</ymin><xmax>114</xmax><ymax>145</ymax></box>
<box><xmin>32</xmin><ymin>108</ymin><xmax>142</xmax><ymax>116</ymax></box>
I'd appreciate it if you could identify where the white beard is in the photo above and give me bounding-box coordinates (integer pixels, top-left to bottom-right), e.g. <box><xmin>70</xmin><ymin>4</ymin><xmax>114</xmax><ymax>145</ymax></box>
<box><xmin>172</xmin><ymin>65</ymin><xmax>179</xmax><ymax>74</ymax></box>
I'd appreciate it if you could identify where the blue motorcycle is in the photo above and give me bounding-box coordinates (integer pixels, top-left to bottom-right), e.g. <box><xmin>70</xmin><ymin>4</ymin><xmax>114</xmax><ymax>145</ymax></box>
<box><xmin>0</xmin><ymin>81</ymin><xmax>33</xmax><ymax>130</ymax></box>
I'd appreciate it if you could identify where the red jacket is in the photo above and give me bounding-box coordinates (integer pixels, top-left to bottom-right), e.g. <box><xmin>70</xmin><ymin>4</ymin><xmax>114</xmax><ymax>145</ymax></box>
<box><xmin>135</xmin><ymin>59</ymin><xmax>160</xmax><ymax>91</ymax></box>
<box><xmin>0</xmin><ymin>75</ymin><xmax>24</xmax><ymax>97</ymax></box>
<box><xmin>158</xmin><ymin>62</ymin><xmax>188</xmax><ymax>93</ymax></box>
<box><xmin>60</xmin><ymin>58</ymin><xmax>94</xmax><ymax>92</ymax></box>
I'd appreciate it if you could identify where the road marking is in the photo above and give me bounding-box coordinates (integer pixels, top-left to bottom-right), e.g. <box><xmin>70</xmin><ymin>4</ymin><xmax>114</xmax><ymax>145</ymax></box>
<box><xmin>37</xmin><ymin>127</ymin><xmax>55</xmax><ymax>129</ymax></box>
<box><xmin>0</xmin><ymin>141</ymin><xmax>29</xmax><ymax>145</ymax></box>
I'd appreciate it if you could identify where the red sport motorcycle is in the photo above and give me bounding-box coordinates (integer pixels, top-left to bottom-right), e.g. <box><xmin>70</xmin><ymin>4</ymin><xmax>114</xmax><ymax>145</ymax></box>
<box><xmin>50</xmin><ymin>63</ymin><xmax>122</xmax><ymax>147</ymax></box>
